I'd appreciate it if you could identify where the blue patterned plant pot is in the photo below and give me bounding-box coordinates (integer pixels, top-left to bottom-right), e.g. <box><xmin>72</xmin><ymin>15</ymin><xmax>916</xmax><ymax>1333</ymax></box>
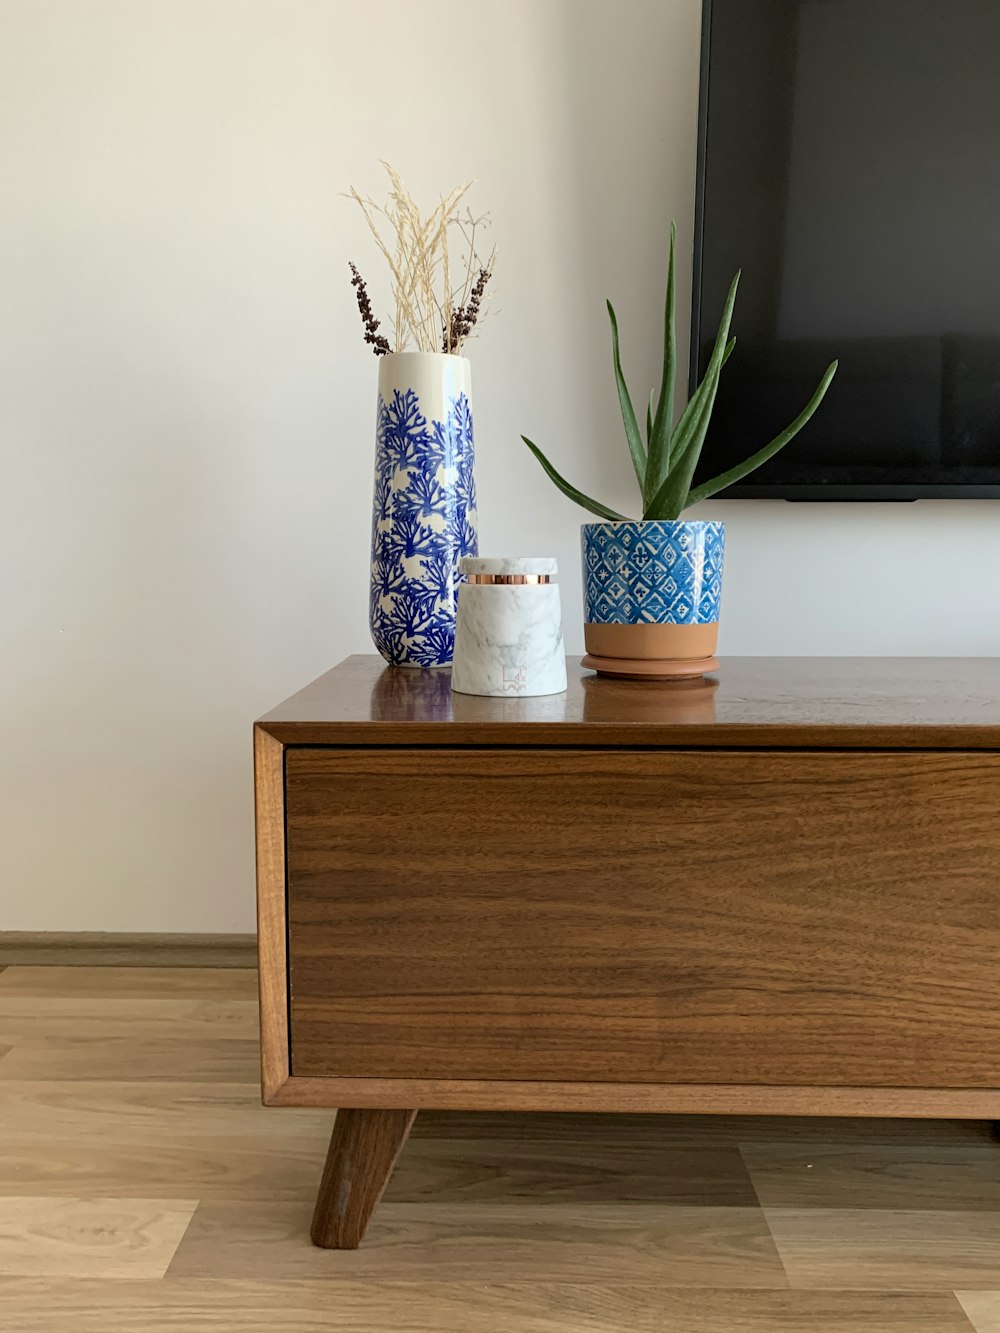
<box><xmin>370</xmin><ymin>352</ymin><xmax>478</xmax><ymax>667</ymax></box>
<box><xmin>581</xmin><ymin>519</ymin><xmax>725</xmax><ymax>678</ymax></box>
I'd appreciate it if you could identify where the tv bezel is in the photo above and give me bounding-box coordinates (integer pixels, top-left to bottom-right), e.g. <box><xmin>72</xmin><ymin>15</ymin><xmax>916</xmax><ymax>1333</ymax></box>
<box><xmin>689</xmin><ymin>0</ymin><xmax>1000</xmax><ymax>501</ymax></box>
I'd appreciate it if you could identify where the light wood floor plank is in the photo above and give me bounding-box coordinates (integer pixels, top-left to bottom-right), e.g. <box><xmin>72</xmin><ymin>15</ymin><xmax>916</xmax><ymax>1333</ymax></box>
<box><xmin>0</xmin><ymin>1198</ymin><xmax>197</xmax><ymax>1278</ymax></box>
<box><xmin>0</xmin><ymin>970</ymin><xmax>262</xmax><ymax>1082</ymax></box>
<box><xmin>0</xmin><ymin>1036</ymin><xmax>261</xmax><ymax>1082</ymax></box>
<box><xmin>958</xmin><ymin>1292</ymin><xmax>1000</xmax><ymax>1332</ymax></box>
<box><xmin>0</xmin><ymin>932</ymin><xmax>256</xmax><ymax>969</ymax></box>
<box><xmin>0</xmin><ymin>1281</ymin><xmax>976</xmax><ymax>1332</ymax></box>
<box><xmin>166</xmin><ymin>1201</ymin><xmax>788</xmax><ymax>1285</ymax></box>
<box><xmin>0</xmin><ymin>987</ymin><xmax>261</xmax><ymax>1081</ymax></box>
<box><xmin>743</xmin><ymin>1143</ymin><xmax>1000</xmax><ymax>1210</ymax></box>
<box><xmin>2</xmin><ymin>1085</ymin><xmax>877</xmax><ymax>1213</ymax></box>
<box><xmin>0</xmin><ymin>966</ymin><xmax>259</xmax><ymax>999</ymax></box>
<box><xmin>384</xmin><ymin>1138</ymin><xmax>759</xmax><ymax>1206</ymax></box>
<box><xmin>0</xmin><ymin>995</ymin><xmax>259</xmax><ymax>1044</ymax></box>
<box><xmin>0</xmin><ymin>1081</ymin><xmax>329</xmax><ymax>1199</ymax></box>
<box><xmin>0</xmin><ymin>962</ymin><xmax>996</xmax><ymax>1328</ymax></box>
<box><xmin>766</xmin><ymin>1207</ymin><xmax>1000</xmax><ymax>1288</ymax></box>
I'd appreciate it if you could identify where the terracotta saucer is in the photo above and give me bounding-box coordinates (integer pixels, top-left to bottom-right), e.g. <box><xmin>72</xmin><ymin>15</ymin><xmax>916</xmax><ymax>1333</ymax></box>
<box><xmin>580</xmin><ymin>654</ymin><xmax>720</xmax><ymax>681</ymax></box>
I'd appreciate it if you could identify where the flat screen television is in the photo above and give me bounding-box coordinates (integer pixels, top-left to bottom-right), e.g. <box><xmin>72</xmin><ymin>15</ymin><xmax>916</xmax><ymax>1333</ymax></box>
<box><xmin>692</xmin><ymin>0</ymin><xmax>1000</xmax><ymax>499</ymax></box>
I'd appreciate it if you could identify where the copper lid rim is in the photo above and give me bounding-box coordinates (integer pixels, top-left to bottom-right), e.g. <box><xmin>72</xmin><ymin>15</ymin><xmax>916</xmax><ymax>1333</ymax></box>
<box><xmin>464</xmin><ymin>573</ymin><xmax>554</xmax><ymax>585</ymax></box>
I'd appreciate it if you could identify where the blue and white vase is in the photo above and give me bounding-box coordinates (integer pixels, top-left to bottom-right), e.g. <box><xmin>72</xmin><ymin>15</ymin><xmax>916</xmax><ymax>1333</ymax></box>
<box><xmin>581</xmin><ymin>519</ymin><xmax>725</xmax><ymax>679</ymax></box>
<box><xmin>370</xmin><ymin>352</ymin><xmax>478</xmax><ymax>667</ymax></box>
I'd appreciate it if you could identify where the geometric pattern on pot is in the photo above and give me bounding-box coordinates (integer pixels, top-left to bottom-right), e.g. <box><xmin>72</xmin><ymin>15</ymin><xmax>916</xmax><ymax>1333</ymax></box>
<box><xmin>581</xmin><ymin>520</ymin><xmax>725</xmax><ymax>625</ymax></box>
<box><xmin>370</xmin><ymin>388</ymin><xmax>478</xmax><ymax>667</ymax></box>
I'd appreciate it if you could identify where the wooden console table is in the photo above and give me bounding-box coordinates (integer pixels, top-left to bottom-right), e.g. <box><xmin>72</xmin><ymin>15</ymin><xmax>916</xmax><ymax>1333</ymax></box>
<box><xmin>254</xmin><ymin>655</ymin><xmax>1000</xmax><ymax>1248</ymax></box>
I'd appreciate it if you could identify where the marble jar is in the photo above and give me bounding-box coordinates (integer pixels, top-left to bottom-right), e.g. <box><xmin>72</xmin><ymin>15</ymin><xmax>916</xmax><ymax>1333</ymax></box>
<box><xmin>451</xmin><ymin>557</ymin><xmax>567</xmax><ymax>698</ymax></box>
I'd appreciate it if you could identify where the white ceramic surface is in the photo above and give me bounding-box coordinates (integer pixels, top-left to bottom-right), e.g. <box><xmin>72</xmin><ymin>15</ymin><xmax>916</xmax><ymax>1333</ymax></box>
<box><xmin>451</xmin><ymin>557</ymin><xmax>567</xmax><ymax>698</ymax></box>
<box><xmin>376</xmin><ymin>351</ymin><xmax>471</xmax><ymax>425</ymax></box>
<box><xmin>370</xmin><ymin>352</ymin><xmax>477</xmax><ymax>667</ymax></box>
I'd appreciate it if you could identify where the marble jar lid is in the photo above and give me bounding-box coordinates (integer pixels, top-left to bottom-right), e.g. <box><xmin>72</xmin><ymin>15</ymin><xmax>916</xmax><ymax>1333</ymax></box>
<box><xmin>460</xmin><ymin>557</ymin><xmax>559</xmax><ymax>578</ymax></box>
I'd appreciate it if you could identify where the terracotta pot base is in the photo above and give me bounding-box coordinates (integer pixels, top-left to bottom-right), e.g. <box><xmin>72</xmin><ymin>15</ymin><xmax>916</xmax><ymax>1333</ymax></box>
<box><xmin>581</xmin><ymin>653</ymin><xmax>720</xmax><ymax>681</ymax></box>
<box><xmin>584</xmin><ymin>621</ymin><xmax>719</xmax><ymax>660</ymax></box>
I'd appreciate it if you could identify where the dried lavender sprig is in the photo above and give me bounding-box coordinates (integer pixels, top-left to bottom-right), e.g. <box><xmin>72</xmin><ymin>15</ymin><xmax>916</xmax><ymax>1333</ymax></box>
<box><xmin>349</xmin><ymin>261</ymin><xmax>392</xmax><ymax>356</ymax></box>
<box><xmin>444</xmin><ymin>265</ymin><xmax>492</xmax><ymax>352</ymax></box>
<box><xmin>466</xmin><ymin>266</ymin><xmax>490</xmax><ymax>325</ymax></box>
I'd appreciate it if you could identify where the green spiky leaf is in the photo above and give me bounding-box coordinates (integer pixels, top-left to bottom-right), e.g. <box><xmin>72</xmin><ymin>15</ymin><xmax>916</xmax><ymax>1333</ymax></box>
<box><xmin>664</xmin><ymin>335</ymin><xmax>735</xmax><ymax>470</ymax></box>
<box><xmin>642</xmin><ymin>357</ymin><xmax>724</xmax><ymax>519</ymax></box>
<box><xmin>518</xmin><ymin>220</ymin><xmax>838</xmax><ymax>524</ymax></box>
<box><xmin>644</xmin><ymin>274</ymin><xmax>740</xmax><ymax>519</ymax></box>
<box><xmin>606</xmin><ymin>300</ymin><xmax>646</xmax><ymax>488</ymax></box>
<box><xmin>520</xmin><ymin>436</ymin><xmax>630</xmax><ymax>521</ymax></box>
<box><xmin>684</xmin><ymin>360</ymin><xmax>839</xmax><ymax>507</ymax></box>
<box><xmin>643</xmin><ymin>221</ymin><xmax>677</xmax><ymax>506</ymax></box>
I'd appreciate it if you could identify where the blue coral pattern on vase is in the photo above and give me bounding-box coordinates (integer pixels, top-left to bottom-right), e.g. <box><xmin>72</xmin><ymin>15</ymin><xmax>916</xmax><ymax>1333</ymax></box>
<box><xmin>582</xmin><ymin>520</ymin><xmax>725</xmax><ymax>624</ymax></box>
<box><xmin>370</xmin><ymin>388</ymin><xmax>478</xmax><ymax>666</ymax></box>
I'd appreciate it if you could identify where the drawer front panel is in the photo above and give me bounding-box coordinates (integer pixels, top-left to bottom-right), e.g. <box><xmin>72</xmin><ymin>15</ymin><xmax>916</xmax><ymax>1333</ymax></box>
<box><xmin>285</xmin><ymin>747</ymin><xmax>1000</xmax><ymax>1086</ymax></box>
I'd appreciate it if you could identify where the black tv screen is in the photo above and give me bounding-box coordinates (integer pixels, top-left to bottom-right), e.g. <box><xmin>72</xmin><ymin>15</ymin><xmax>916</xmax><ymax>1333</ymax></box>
<box><xmin>692</xmin><ymin>0</ymin><xmax>1000</xmax><ymax>499</ymax></box>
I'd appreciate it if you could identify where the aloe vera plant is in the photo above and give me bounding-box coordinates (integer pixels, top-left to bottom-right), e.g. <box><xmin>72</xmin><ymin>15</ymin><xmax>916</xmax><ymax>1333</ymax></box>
<box><xmin>521</xmin><ymin>224</ymin><xmax>838</xmax><ymax>520</ymax></box>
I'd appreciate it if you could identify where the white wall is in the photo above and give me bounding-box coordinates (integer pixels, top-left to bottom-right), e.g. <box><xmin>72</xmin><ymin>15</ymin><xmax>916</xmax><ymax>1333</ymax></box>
<box><xmin>2</xmin><ymin>0</ymin><xmax>998</xmax><ymax>932</ymax></box>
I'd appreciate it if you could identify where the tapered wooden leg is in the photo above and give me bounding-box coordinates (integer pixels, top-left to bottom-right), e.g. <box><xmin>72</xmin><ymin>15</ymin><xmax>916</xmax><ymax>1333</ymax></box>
<box><xmin>310</xmin><ymin>1107</ymin><xmax>417</xmax><ymax>1249</ymax></box>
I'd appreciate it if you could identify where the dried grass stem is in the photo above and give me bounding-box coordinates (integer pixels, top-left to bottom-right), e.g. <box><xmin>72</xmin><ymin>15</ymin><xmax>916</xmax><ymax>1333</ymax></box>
<box><xmin>348</xmin><ymin>162</ymin><xmax>495</xmax><ymax>355</ymax></box>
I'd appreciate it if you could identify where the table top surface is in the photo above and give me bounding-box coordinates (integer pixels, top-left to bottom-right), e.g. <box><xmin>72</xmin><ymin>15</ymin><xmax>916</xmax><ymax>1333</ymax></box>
<box><xmin>256</xmin><ymin>655</ymin><xmax>1000</xmax><ymax>749</ymax></box>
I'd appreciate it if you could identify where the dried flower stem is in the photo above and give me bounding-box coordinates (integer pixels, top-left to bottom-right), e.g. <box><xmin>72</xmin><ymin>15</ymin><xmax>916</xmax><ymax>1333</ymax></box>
<box><xmin>348</xmin><ymin>262</ymin><xmax>392</xmax><ymax>356</ymax></box>
<box><xmin>347</xmin><ymin>163</ymin><xmax>494</xmax><ymax>355</ymax></box>
<box><xmin>445</xmin><ymin>266</ymin><xmax>492</xmax><ymax>351</ymax></box>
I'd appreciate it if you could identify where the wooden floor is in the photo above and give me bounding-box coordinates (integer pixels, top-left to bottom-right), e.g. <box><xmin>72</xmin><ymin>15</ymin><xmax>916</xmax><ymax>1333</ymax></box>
<box><xmin>1</xmin><ymin>966</ymin><xmax>999</xmax><ymax>1331</ymax></box>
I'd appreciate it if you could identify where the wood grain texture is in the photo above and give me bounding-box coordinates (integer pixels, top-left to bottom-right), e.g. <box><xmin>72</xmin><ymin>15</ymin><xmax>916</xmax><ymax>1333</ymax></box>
<box><xmin>410</xmin><ymin>1110</ymin><xmax>999</xmax><ymax>1146</ymax></box>
<box><xmin>0</xmin><ymin>989</ymin><xmax>261</xmax><ymax>1083</ymax></box>
<box><xmin>0</xmin><ymin>1282</ymin><xmax>974</xmax><ymax>1333</ymax></box>
<box><xmin>168</xmin><ymin>1201</ymin><xmax>788</xmax><ymax>1284</ymax></box>
<box><xmin>0</xmin><ymin>996</ymin><xmax>260</xmax><ymax>1047</ymax></box>
<box><xmin>257</xmin><ymin>654</ymin><xmax>1000</xmax><ymax>748</ymax></box>
<box><xmin>0</xmin><ymin>934</ymin><xmax>256</xmax><ymax>968</ymax></box>
<box><xmin>766</xmin><ymin>1207</ymin><xmax>1000</xmax><ymax>1287</ymax></box>
<box><xmin>958</xmin><ymin>1292</ymin><xmax>1000</xmax><ymax>1333</ymax></box>
<box><xmin>310</xmin><ymin>1108</ymin><xmax>417</xmax><ymax>1248</ymax></box>
<box><xmin>0</xmin><ymin>966</ymin><xmax>259</xmax><ymax>999</ymax></box>
<box><xmin>286</xmin><ymin>746</ymin><xmax>1000</xmax><ymax>1088</ymax></box>
<box><xmin>741</xmin><ymin>1142</ymin><xmax>1000</xmax><ymax>1210</ymax></box>
<box><xmin>382</xmin><ymin>1138</ymin><xmax>759</xmax><ymax>1206</ymax></box>
<box><xmin>3</xmin><ymin>963</ymin><xmax>999</xmax><ymax>1329</ymax></box>
<box><xmin>267</xmin><ymin>1076</ymin><xmax>1000</xmax><ymax>1117</ymax></box>
<box><xmin>0</xmin><ymin>1197</ymin><xmax>197</xmax><ymax>1277</ymax></box>
<box><xmin>0</xmin><ymin>1080</ymin><xmax>330</xmax><ymax>1199</ymax></box>
<box><xmin>253</xmin><ymin>725</ymin><xmax>288</xmax><ymax>1102</ymax></box>
<box><xmin>0</xmin><ymin>1038</ymin><xmax>261</xmax><ymax>1083</ymax></box>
